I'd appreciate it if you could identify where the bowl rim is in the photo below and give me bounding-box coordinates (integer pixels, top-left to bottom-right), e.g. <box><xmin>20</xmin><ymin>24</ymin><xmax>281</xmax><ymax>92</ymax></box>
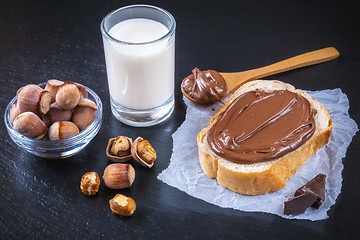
<box><xmin>4</xmin><ymin>82</ymin><xmax>103</xmax><ymax>150</ymax></box>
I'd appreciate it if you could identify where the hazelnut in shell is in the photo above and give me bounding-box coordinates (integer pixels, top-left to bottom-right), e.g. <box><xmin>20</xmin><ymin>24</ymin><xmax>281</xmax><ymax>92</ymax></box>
<box><xmin>102</xmin><ymin>163</ymin><xmax>135</xmax><ymax>189</ymax></box>
<box><xmin>75</xmin><ymin>83</ymin><xmax>88</xmax><ymax>99</ymax></box>
<box><xmin>16</xmin><ymin>86</ymin><xmax>25</xmax><ymax>98</ymax></box>
<box><xmin>48</xmin><ymin>121</ymin><xmax>80</xmax><ymax>141</ymax></box>
<box><xmin>72</xmin><ymin>98</ymin><xmax>98</xmax><ymax>130</ymax></box>
<box><xmin>17</xmin><ymin>84</ymin><xmax>52</xmax><ymax>115</ymax></box>
<box><xmin>9</xmin><ymin>102</ymin><xmax>21</xmax><ymax>123</ymax></box>
<box><xmin>106</xmin><ymin>136</ymin><xmax>132</xmax><ymax>162</ymax></box>
<box><xmin>131</xmin><ymin>137</ymin><xmax>157</xmax><ymax>168</ymax></box>
<box><xmin>12</xmin><ymin>112</ymin><xmax>47</xmax><ymax>139</ymax></box>
<box><xmin>42</xmin><ymin>102</ymin><xmax>72</xmax><ymax>127</ymax></box>
<box><xmin>45</xmin><ymin>79</ymin><xmax>64</xmax><ymax>102</ymax></box>
<box><xmin>55</xmin><ymin>82</ymin><xmax>81</xmax><ymax>110</ymax></box>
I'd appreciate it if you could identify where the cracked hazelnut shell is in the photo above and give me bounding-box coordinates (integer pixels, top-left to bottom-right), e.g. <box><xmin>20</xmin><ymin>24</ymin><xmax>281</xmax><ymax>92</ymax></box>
<box><xmin>131</xmin><ymin>137</ymin><xmax>157</xmax><ymax>168</ymax></box>
<box><xmin>106</xmin><ymin>136</ymin><xmax>132</xmax><ymax>162</ymax></box>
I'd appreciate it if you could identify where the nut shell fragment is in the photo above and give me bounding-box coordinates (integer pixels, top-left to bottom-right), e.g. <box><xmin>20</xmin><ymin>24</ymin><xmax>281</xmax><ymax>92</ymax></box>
<box><xmin>80</xmin><ymin>172</ymin><xmax>100</xmax><ymax>196</ymax></box>
<box><xmin>106</xmin><ymin>136</ymin><xmax>132</xmax><ymax>162</ymax></box>
<box><xmin>109</xmin><ymin>194</ymin><xmax>136</xmax><ymax>217</ymax></box>
<box><xmin>131</xmin><ymin>137</ymin><xmax>157</xmax><ymax>168</ymax></box>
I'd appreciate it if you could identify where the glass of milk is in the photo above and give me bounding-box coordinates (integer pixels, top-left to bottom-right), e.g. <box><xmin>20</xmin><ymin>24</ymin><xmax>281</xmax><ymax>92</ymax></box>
<box><xmin>100</xmin><ymin>5</ymin><xmax>176</xmax><ymax>127</ymax></box>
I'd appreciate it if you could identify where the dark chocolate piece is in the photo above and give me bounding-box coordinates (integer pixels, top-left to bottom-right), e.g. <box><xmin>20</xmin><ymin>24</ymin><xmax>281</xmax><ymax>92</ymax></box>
<box><xmin>295</xmin><ymin>174</ymin><xmax>326</xmax><ymax>209</ymax></box>
<box><xmin>284</xmin><ymin>190</ymin><xmax>318</xmax><ymax>215</ymax></box>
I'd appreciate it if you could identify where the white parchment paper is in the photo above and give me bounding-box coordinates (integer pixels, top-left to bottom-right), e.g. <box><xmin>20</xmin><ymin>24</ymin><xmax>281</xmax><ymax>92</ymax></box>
<box><xmin>158</xmin><ymin>88</ymin><xmax>358</xmax><ymax>220</ymax></box>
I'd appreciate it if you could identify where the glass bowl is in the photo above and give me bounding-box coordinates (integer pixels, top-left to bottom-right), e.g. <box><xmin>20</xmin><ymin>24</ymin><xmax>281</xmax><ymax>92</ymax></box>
<box><xmin>4</xmin><ymin>83</ymin><xmax>103</xmax><ymax>159</ymax></box>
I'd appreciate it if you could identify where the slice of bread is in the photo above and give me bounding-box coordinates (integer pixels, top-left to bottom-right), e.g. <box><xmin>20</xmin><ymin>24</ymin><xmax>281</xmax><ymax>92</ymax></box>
<box><xmin>197</xmin><ymin>80</ymin><xmax>332</xmax><ymax>195</ymax></box>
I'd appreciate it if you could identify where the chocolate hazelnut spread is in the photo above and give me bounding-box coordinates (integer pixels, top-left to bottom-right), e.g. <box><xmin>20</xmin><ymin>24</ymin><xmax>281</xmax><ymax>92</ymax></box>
<box><xmin>181</xmin><ymin>68</ymin><xmax>227</xmax><ymax>104</ymax></box>
<box><xmin>207</xmin><ymin>90</ymin><xmax>315</xmax><ymax>164</ymax></box>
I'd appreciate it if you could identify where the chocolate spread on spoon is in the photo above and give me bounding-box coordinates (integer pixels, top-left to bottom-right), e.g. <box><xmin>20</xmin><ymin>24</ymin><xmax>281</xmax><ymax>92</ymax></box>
<box><xmin>181</xmin><ymin>68</ymin><xmax>227</xmax><ymax>104</ymax></box>
<box><xmin>207</xmin><ymin>90</ymin><xmax>315</xmax><ymax>164</ymax></box>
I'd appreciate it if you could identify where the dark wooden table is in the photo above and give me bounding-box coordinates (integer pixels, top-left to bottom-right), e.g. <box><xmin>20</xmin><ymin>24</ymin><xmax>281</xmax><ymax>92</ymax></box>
<box><xmin>1</xmin><ymin>0</ymin><xmax>359</xmax><ymax>239</ymax></box>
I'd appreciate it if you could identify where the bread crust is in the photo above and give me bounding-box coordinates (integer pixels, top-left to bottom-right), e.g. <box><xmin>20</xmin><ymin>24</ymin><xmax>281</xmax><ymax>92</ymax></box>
<box><xmin>197</xmin><ymin>80</ymin><xmax>332</xmax><ymax>195</ymax></box>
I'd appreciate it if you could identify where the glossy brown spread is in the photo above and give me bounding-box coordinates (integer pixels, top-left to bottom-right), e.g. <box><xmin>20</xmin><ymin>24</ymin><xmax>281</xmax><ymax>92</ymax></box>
<box><xmin>181</xmin><ymin>68</ymin><xmax>227</xmax><ymax>104</ymax></box>
<box><xmin>207</xmin><ymin>90</ymin><xmax>315</xmax><ymax>164</ymax></box>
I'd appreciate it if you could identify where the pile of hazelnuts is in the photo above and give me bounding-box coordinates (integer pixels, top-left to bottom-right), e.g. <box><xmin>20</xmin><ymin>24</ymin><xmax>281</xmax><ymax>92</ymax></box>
<box><xmin>9</xmin><ymin>79</ymin><xmax>98</xmax><ymax>140</ymax></box>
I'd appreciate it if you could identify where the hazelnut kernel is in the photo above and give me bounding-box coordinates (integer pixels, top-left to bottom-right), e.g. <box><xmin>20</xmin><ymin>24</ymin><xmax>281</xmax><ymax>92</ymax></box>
<box><xmin>131</xmin><ymin>137</ymin><xmax>157</xmax><ymax>168</ymax></box>
<box><xmin>80</xmin><ymin>172</ymin><xmax>100</xmax><ymax>196</ymax></box>
<box><xmin>137</xmin><ymin>139</ymin><xmax>157</xmax><ymax>164</ymax></box>
<box><xmin>111</xmin><ymin>136</ymin><xmax>131</xmax><ymax>157</ymax></box>
<box><xmin>106</xmin><ymin>137</ymin><xmax>133</xmax><ymax>162</ymax></box>
<box><xmin>109</xmin><ymin>194</ymin><xmax>136</xmax><ymax>217</ymax></box>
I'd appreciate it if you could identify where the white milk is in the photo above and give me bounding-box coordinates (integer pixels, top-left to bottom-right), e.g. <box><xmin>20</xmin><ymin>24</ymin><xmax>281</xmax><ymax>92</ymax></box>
<box><xmin>103</xmin><ymin>18</ymin><xmax>175</xmax><ymax>110</ymax></box>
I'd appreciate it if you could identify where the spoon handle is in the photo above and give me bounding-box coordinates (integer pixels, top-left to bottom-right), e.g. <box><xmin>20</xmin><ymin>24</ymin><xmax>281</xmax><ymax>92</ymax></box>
<box><xmin>221</xmin><ymin>47</ymin><xmax>340</xmax><ymax>93</ymax></box>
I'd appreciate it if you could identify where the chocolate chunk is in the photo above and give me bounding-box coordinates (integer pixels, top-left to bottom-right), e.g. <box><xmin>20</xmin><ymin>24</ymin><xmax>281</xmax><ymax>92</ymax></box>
<box><xmin>295</xmin><ymin>174</ymin><xmax>326</xmax><ymax>209</ymax></box>
<box><xmin>284</xmin><ymin>190</ymin><xmax>318</xmax><ymax>215</ymax></box>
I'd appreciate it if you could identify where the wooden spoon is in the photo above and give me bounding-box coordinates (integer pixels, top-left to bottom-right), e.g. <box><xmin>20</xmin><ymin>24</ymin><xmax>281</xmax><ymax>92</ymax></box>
<box><xmin>182</xmin><ymin>47</ymin><xmax>340</xmax><ymax>103</ymax></box>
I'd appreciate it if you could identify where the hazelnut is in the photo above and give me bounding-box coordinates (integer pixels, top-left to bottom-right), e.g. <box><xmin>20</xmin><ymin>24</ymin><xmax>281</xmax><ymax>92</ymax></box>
<box><xmin>9</xmin><ymin>102</ymin><xmax>21</xmax><ymax>123</ymax></box>
<box><xmin>55</xmin><ymin>82</ymin><xmax>80</xmax><ymax>109</ymax></box>
<box><xmin>16</xmin><ymin>86</ymin><xmax>25</xmax><ymax>98</ymax></box>
<box><xmin>12</xmin><ymin>112</ymin><xmax>47</xmax><ymax>139</ymax></box>
<box><xmin>42</xmin><ymin>102</ymin><xmax>72</xmax><ymax>127</ymax></box>
<box><xmin>72</xmin><ymin>98</ymin><xmax>97</xmax><ymax>130</ymax></box>
<box><xmin>80</xmin><ymin>172</ymin><xmax>100</xmax><ymax>196</ymax></box>
<box><xmin>17</xmin><ymin>84</ymin><xmax>52</xmax><ymax>115</ymax></box>
<box><xmin>45</xmin><ymin>79</ymin><xmax>64</xmax><ymax>102</ymax></box>
<box><xmin>48</xmin><ymin>121</ymin><xmax>79</xmax><ymax>141</ymax></box>
<box><xmin>106</xmin><ymin>136</ymin><xmax>132</xmax><ymax>162</ymax></box>
<box><xmin>75</xmin><ymin>83</ymin><xmax>88</xmax><ymax>99</ymax></box>
<box><xmin>102</xmin><ymin>163</ymin><xmax>135</xmax><ymax>189</ymax></box>
<box><xmin>131</xmin><ymin>137</ymin><xmax>157</xmax><ymax>168</ymax></box>
<box><xmin>111</xmin><ymin>136</ymin><xmax>131</xmax><ymax>156</ymax></box>
<box><xmin>109</xmin><ymin>194</ymin><xmax>136</xmax><ymax>217</ymax></box>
